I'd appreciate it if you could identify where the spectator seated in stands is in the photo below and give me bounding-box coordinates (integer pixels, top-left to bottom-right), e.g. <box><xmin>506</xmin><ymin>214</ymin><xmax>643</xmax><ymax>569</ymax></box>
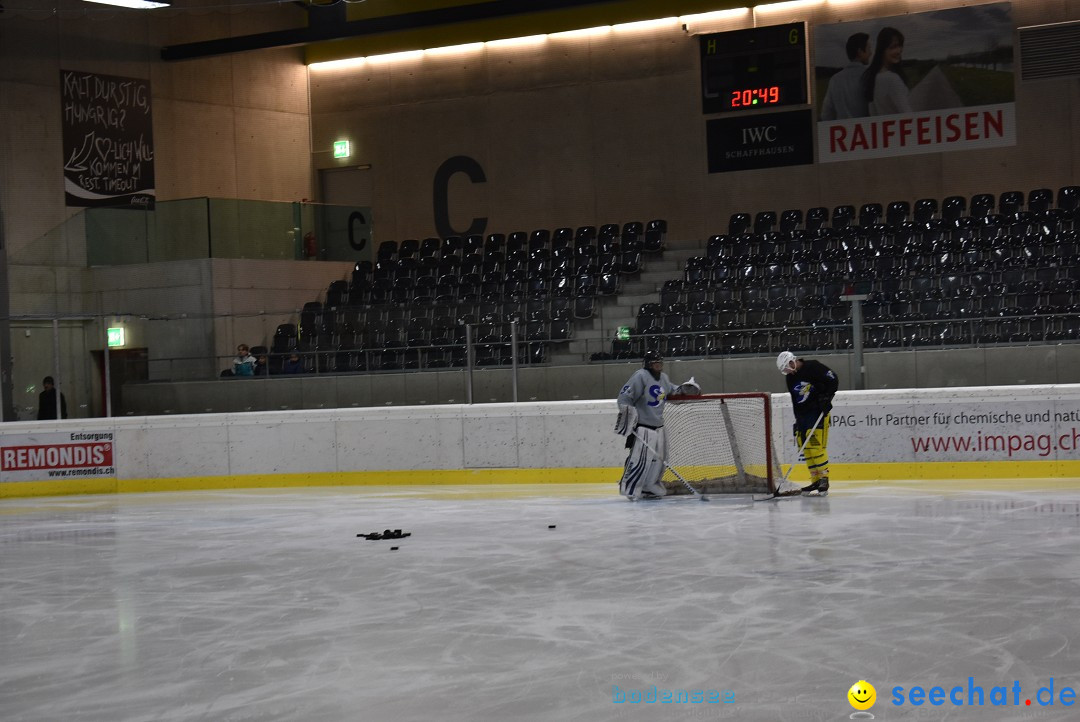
<box><xmin>283</xmin><ymin>352</ymin><xmax>303</xmax><ymax>374</ymax></box>
<box><xmin>254</xmin><ymin>353</ymin><xmax>269</xmax><ymax>376</ymax></box>
<box><xmin>232</xmin><ymin>344</ymin><xmax>256</xmax><ymax>377</ymax></box>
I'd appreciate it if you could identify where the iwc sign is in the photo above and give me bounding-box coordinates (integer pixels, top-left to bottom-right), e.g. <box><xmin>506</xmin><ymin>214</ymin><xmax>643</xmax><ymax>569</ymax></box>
<box><xmin>706</xmin><ymin>109</ymin><xmax>814</xmax><ymax>173</ymax></box>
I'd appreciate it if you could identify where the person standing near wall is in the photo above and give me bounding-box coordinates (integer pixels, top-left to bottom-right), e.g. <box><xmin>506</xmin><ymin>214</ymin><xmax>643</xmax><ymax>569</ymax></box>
<box><xmin>37</xmin><ymin>376</ymin><xmax>68</xmax><ymax>420</ymax></box>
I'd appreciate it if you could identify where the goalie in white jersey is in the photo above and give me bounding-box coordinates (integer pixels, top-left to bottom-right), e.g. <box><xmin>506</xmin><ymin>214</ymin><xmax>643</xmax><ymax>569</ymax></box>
<box><xmin>613</xmin><ymin>351</ymin><xmax>700</xmax><ymax>500</ymax></box>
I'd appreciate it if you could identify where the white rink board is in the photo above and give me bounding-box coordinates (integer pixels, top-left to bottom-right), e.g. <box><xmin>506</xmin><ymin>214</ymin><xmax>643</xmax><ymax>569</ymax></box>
<box><xmin>2</xmin><ymin>402</ymin><xmax>623</xmax><ymax>485</ymax></box>
<box><xmin>3</xmin><ymin>385</ymin><xmax>1080</xmax><ymax>489</ymax></box>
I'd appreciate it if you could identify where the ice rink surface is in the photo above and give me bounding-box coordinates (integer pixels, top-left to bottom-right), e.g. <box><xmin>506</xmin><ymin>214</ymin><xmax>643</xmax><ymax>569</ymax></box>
<box><xmin>3</xmin><ymin>483</ymin><xmax>1080</xmax><ymax>722</ymax></box>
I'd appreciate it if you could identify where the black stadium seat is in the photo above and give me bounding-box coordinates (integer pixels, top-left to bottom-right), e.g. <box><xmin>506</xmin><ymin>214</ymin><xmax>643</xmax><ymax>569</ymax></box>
<box><xmin>970</xmin><ymin>193</ymin><xmax>995</xmax><ymax>218</ymax></box>
<box><xmin>529</xmin><ymin>229</ymin><xmax>550</xmax><ymax>252</ymax></box>
<box><xmin>1028</xmin><ymin>188</ymin><xmax>1053</xmax><ymax>213</ymax></box>
<box><xmin>753</xmin><ymin>211</ymin><xmax>776</xmax><ymax>234</ymax></box>
<box><xmin>941</xmin><ymin>196</ymin><xmax>966</xmax><ymax>223</ymax></box>
<box><xmin>779</xmin><ymin>209</ymin><xmax>803</xmax><ymax>232</ymax></box>
<box><xmin>998</xmin><ymin>190</ymin><xmax>1024</xmax><ymax>216</ymax></box>
<box><xmin>805</xmin><ymin>207</ymin><xmax>828</xmax><ymax>231</ymax></box>
<box><xmin>376</xmin><ymin>240</ymin><xmax>398</xmax><ymax>262</ymax></box>
<box><xmin>507</xmin><ymin>232</ymin><xmax>527</xmax><ymax>254</ymax></box>
<box><xmin>1058</xmin><ymin>186</ymin><xmax>1079</xmax><ymax>212</ymax></box>
<box><xmin>644</xmin><ymin>219</ymin><xmax>667</xmax><ymax>252</ymax></box>
<box><xmin>913</xmin><ymin>198</ymin><xmax>938</xmax><ymax>224</ymax></box>
<box><xmin>858</xmin><ymin>203</ymin><xmax>882</xmax><ymax>227</ymax></box>
<box><xmin>832</xmin><ymin>205</ymin><xmax>855</xmax><ymax>229</ymax></box>
<box><xmin>885</xmin><ymin>201</ymin><xmax>910</xmax><ymax>226</ymax></box>
<box><xmin>728</xmin><ymin>213</ymin><xmax>751</xmax><ymax>236</ymax></box>
<box><xmin>484</xmin><ymin>233</ymin><xmax>505</xmax><ymax>255</ymax></box>
<box><xmin>622</xmin><ymin>221</ymin><xmax>643</xmax><ymax>245</ymax></box>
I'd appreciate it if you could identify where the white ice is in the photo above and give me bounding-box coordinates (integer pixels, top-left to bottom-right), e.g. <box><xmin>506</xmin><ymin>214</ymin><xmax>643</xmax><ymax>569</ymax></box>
<box><xmin>2</xmin><ymin>484</ymin><xmax>1080</xmax><ymax>722</ymax></box>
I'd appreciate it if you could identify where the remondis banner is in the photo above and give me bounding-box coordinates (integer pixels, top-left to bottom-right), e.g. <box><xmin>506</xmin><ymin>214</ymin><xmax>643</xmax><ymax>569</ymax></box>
<box><xmin>814</xmin><ymin>3</ymin><xmax>1015</xmax><ymax>162</ymax></box>
<box><xmin>0</xmin><ymin>431</ymin><xmax>116</xmax><ymax>483</ymax></box>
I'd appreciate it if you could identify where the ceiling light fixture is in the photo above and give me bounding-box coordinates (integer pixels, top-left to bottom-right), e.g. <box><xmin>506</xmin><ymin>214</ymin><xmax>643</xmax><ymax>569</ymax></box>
<box><xmin>83</xmin><ymin>0</ymin><xmax>170</xmax><ymax>9</ymax></box>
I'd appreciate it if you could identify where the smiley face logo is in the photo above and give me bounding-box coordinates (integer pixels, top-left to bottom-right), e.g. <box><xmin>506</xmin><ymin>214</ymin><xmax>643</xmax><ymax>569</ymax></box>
<box><xmin>848</xmin><ymin>680</ymin><xmax>876</xmax><ymax>710</ymax></box>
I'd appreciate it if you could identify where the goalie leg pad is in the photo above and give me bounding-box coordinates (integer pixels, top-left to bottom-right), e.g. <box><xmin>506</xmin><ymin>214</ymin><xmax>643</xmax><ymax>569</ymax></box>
<box><xmin>619</xmin><ymin>426</ymin><xmax>666</xmax><ymax>499</ymax></box>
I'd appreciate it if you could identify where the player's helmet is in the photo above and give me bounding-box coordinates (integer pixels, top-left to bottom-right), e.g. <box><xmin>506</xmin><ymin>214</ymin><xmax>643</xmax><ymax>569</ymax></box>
<box><xmin>643</xmin><ymin>351</ymin><xmax>663</xmax><ymax>367</ymax></box>
<box><xmin>776</xmin><ymin>351</ymin><xmax>797</xmax><ymax>375</ymax></box>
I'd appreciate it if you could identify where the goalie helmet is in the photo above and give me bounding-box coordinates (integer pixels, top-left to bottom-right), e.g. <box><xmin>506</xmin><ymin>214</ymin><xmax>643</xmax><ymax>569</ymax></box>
<box><xmin>776</xmin><ymin>351</ymin><xmax>798</xmax><ymax>375</ymax></box>
<box><xmin>643</xmin><ymin>351</ymin><xmax>663</xmax><ymax>367</ymax></box>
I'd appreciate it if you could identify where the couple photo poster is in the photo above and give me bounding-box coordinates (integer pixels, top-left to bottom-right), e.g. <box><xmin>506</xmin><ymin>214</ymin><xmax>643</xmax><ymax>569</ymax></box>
<box><xmin>814</xmin><ymin>3</ymin><xmax>1015</xmax><ymax>162</ymax></box>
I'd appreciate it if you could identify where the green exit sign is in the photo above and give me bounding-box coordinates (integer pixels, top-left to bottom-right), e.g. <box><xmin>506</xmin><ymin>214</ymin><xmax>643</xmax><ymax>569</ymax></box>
<box><xmin>333</xmin><ymin>140</ymin><xmax>351</xmax><ymax>158</ymax></box>
<box><xmin>107</xmin><ymin>327</ymin><xmax>125</xmax><ymax>348</ymax></box>
<box><xmin>616</xmin><ymin>326</ymin><xmax>631</xmax><ymax>341</ymax></box>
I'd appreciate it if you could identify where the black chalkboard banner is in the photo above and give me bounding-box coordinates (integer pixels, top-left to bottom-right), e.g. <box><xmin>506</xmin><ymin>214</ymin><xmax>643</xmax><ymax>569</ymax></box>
<box><xmin>60</xmin><ymin>70</ymin><xmax>155</xmax><ymax>208</ymax></box>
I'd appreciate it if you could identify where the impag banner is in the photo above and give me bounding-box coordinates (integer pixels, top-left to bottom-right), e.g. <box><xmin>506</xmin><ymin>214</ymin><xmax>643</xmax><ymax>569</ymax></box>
<box><xmin>776</xmin><ymin>386</ymin><xmax>1080</xmax><ymax>466</ymax></box>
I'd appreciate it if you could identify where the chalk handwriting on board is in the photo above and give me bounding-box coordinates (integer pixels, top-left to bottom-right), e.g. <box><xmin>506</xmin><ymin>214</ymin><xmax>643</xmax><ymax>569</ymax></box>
<box><xmin>60</xmin><ymin>70</ymin><xmax>155</xmax><ymax>208</ymax></box>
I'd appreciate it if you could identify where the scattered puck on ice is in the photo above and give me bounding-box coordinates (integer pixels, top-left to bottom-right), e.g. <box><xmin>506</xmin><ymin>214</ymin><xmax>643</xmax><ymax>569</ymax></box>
<box><xmin>548</xmin><ymin>525</ymin><xmax>556</xmax><ymax>529</ymax></box>
<box><xmin>390</xmin><ymin>546</ymin><xmax>399</xmax><ymax>551</ymax></box>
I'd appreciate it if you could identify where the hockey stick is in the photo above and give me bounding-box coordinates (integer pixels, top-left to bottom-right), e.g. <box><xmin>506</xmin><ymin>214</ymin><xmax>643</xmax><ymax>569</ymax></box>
<box><xmin>765</xmin><ymin>410</ymin><xmax>826</xmax><ymax>499</ymax></box>
<box><xmin>631</xmin><ymin>427</ymin><xmax>709</xmax><ymax>501</ymax></box>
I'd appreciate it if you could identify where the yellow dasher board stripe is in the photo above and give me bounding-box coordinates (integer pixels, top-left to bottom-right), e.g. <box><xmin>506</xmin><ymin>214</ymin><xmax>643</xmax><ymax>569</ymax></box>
<box><xmin>5</xmin><ymin>461</ymin><xmax>1080</xmax><ymax>498</ymax></box>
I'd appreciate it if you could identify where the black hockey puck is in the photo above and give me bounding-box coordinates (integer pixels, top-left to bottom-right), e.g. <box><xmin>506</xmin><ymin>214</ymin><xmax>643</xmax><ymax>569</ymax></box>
<box><xmin>548</xmin><ymin>525</ymin><xmax>556</xmax><ymax>529</ymax></box>
<box><xmin>390</xmin><ymin>546</ymin><xmax>399</xmax><ymax>551</ymax></box>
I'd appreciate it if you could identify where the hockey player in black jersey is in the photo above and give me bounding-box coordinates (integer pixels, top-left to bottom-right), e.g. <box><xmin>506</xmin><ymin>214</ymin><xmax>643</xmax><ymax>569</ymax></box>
<box><xmin>777</xmin><ymin>351</ymin><xmax>839</xmax><ymax>494</ymax></box>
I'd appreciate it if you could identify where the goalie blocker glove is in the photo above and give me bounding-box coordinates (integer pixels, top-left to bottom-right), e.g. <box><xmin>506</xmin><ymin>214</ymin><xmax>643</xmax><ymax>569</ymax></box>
<box><xmin>614</xmin><ymin>404</ymin><xmax>638</xmax><ymax>436</ymax></box>
<box><xmin>675</xmin><ymin>376</ymin><xmax>700</xmax><ymax>396</ymax></box>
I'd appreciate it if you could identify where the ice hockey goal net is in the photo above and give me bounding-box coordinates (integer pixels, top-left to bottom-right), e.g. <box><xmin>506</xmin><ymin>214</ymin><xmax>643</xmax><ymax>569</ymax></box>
<box><xmin>662</xmin><ymin>393</ymin><xmax>783</xmax><ymax>495</ymax></box>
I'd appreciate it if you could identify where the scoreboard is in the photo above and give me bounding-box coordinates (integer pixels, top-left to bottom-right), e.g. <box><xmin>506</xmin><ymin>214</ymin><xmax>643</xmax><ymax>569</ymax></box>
<box><xmin>700</xmin><ymin>23</ymin><xmax>808</xmax><ymax>114</ymax></box>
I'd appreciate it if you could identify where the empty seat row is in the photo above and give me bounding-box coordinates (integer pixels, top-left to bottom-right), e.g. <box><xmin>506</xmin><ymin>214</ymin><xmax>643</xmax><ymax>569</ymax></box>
<box><xmin>731</xmin><ymin>186</ymin><xmax>1079</xmax><ymax>235</ymax></box>
<box><xmin>269</xmin><ymin>343</ymin><xmax>551</xmax><ymax>374</ymax></box>
<box><xmin>595</xmin><ymin>314</ymin><xmax>1080</xmax><ymax>362</ymax></box>
<box><xmin>706</xmin><ymin>229</ymin><xmax>1079</xmax><ymax>265</ymax></box>
<box><xmin>375</xmin><ymin>220</ymin><xmax>668</xmax><ymax>264</ymax></box>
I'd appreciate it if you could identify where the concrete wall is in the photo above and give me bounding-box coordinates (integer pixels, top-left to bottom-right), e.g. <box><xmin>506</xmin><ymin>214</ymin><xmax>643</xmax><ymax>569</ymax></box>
<box><xmin>309</xmin><ymin>0</ymin><xmax>1080</xmax><ymax>242</ymax></box>
<box><xmin>6</xmin><ymin>383</ymin><xmax>1080</xmax><ymax>498</ymax></box>
<box><xmin>0</xmin><ymin>2</ymin><xmax>312</xmax><ymax>418</ymax></box>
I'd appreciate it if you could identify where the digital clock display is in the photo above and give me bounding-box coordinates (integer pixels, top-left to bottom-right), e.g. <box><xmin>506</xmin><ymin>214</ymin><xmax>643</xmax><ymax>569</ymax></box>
<box><xmin>731</xmin><ymin>86</ymin><xmax>781</xmax><ymax>107</ymax></box>
<box><xmin>700</xmin><ymin>23</ymin><xmax>808</xmax><ymax>114</ymax></box>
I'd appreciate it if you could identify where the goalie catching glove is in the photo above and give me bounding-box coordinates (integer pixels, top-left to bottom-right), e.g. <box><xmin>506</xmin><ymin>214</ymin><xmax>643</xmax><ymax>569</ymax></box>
<box><xmin>675</xmin><ymin>376</ymin><xmax>700</xmax><ymax>396</ymax></box>
<box><xmin>614</xmin><ymin>404</ymin><xmax>638</xmax><ymax>436</ymax></box>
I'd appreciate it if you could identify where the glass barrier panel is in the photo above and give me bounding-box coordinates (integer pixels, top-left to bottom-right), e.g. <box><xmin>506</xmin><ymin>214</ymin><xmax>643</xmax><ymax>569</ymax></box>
<box><xmin>86</xmin><ymin>206</ymin><xmax>152</xmax><ymax>265</ymax></box>
<box><xmin>208</xmin><ymin>199</ymin><xmax>299</xmax><ymax>260</ymax></box>
<box><xmin>309</xmin><ymin>203</ymin><xmax>373</xmax><ymax>262</ymax></box>
<box><xmin>151</xmin><ymin>197</ymin><xmax>209</xmax><ymax>262</ymax></box>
